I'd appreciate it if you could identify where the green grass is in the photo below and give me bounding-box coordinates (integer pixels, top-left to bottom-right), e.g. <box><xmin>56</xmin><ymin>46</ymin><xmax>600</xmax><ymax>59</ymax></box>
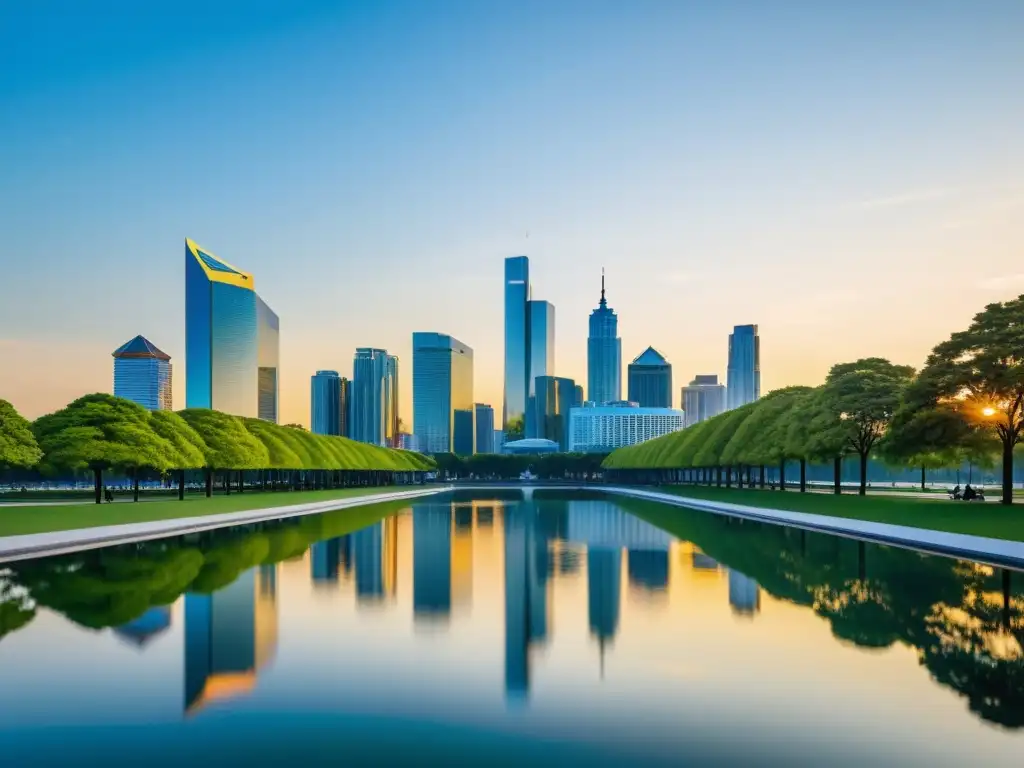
<box><xmin>655</xmin><ymin>484</ymin><xmax>1024</xmax><ymax>543</ymax></box>
<box><xmin>0</xmin><ymin>486</ymin><xmax>403</xmax><ymax>537</ymax></box>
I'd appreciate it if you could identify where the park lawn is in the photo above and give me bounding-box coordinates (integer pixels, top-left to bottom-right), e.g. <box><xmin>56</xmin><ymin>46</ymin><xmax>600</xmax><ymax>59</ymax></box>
<box><xmin>656</xmin><ymin>485</ymin><xmax>1024</xmax><ymax>543</ymax></box>
<box><xmin>0</xmin><ymin>486</ymin><xmax>399</xmax><ymax>537</ymax></box>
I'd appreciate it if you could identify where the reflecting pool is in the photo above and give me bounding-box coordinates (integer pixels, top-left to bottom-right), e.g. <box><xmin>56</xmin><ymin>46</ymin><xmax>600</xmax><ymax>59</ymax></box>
<box><xmin>1</xmin><ymin>489</ymin><xmax>1023</xmax><ymax>766</ymax></box>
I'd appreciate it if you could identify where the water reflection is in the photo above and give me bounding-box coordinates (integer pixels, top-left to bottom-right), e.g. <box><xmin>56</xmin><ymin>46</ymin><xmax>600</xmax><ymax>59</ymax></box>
<box><xmin>1</xmin><ymin>491</ymin><xmax>1024</xmax><ymax>764</ymax></box>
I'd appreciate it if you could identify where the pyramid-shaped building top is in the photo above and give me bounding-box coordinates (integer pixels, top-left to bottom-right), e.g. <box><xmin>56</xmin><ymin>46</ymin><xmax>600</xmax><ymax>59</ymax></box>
<box><xmin>112</xmin><ymin>335</ymin><xmax>171</xmax><ymax>361</ymax></box>
<box><xmin>631</xmin><ymin>346</ymin><xmax>669</xmax><ymax>366</ymax></box>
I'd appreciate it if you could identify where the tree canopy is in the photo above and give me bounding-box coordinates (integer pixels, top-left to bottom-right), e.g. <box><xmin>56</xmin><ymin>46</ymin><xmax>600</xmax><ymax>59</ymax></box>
<box><xmin>0</xmin><ymin>399</ymin><xmax>42</xmax><ymax>470</ymax></box>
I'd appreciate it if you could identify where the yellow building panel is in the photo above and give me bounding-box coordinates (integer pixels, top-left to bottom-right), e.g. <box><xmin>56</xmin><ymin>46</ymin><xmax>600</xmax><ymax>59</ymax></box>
<box><xmin>186</xmin><ymin>237</ymin><xmax>255</xmax><ymax>290</ymax></box>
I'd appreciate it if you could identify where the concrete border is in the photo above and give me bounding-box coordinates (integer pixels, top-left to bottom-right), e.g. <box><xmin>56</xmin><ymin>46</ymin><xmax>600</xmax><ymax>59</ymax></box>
<box><xmin>603</xmin><ymin>486</ymin><xmax>1024</xmax><ymax>570</ymax></box>
<box><xmin>0</xmin><ymin>486</ymin><xmax>451</xmax><ymax>564</ymax></box>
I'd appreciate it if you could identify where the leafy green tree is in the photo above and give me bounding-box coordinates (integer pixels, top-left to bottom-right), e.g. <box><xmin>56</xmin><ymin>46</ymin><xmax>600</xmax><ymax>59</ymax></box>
<box><xmin>723</xmin><ymin>387</ymin><xmax>813</xmax><ymax>485</ymax></box>
<box><xmin>803</xmin><ymin>359</ymin><xmax>915</xmax><ymax>495</ymax></box>
<box><xmin>693</xmin><ymin>404</ymin><xmax>757</xmax><ymax>479</ymax></box>
<box><xmin>0</xmin><ymin>399</ymin><xmax>42</xmax><ymax>471</ymax></box>
<box><xmin>33</xmin><ymin>394</ymin><xmax>178</xmax><ymax>504</ymax></box>
<box><xmin>178</xmin><ymin>409</ymin><xmax>270</xmax><ymax>495</ymax></box>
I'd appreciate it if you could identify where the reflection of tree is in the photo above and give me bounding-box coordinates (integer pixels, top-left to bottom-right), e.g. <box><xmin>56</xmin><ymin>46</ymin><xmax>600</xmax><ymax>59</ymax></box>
<box><xmin>0</xmin><ymin>575</ymin><xmax>35</xmax><ymax>640</ymax></box>
<box><xmin>623</xmin><ymin>497</ymin><xmax>1024</xmax><ymax>729</ymax></box>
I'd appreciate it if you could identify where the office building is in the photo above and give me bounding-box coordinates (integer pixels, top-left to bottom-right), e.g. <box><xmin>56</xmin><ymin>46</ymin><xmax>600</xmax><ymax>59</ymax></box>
<box><xmin>351</xmin><ymin>348</ymin><xmax>390</xmax><ymax>445</ymax></box>
<box><xmin>310</xmin><ymin>370</ymin><xmax>345</xmax><ymax>436</ymax></box>
<box><xmin>568</xmin><ymin>403</ymin><xmax>685</xmax><ymax>453</ymax></box>
<box><xmin>534</xmin><ymin>375</ymin><xmax>576</xmax><ymax>450</ymax></box>
<box><xmin>112</xmin><ymin>335</ymin><xmax>172</xmax><ymax>411</ymax></box>
<box><xmin>627</xmin><ymin>347</ymin><xmax>672</xmax><ymax>408</ymax></box>
<box><xmin>397</xmin><ymin>432</ymin><xmax>420</xmax><ymax>451</ymax></box>
<box><xmin>503</xmin><ymin>256</ymin><xmax>531</xmax><ymax>436</ymax></box>
<box><xmin>412</xmin><ymin>332</ymin><xmax>475</xmax><ymax>455</ymax></box>
<box><xmin>475</xmin><ymin>404</ymin><xmax>495</xmax><ymax>453</ymax></box>
<box><xmin>256</xmin><ymin>295</ymin><xmax>280</xmax><ymax>423</ymax></box>
<box><xmin>587</xmin><ymin>272</ymin><xmax>621</xmax><ymax>405</ymax></box>
<box><xmin>185</xmin><ymin>238</ymin><xmax>258</xmax><ymax>416</ymax></box>
<box><xmin>682</xmin><ymin>374</ymin><xmax>727</xmax><ymax>427</ymax></box>
<box><xmin>727</xmin><ymin>324</ymin><xmax>760</xmax><ymax>410</ymax></box>
<box><xmin>573</xmin><ymin>384</ymin><xmax>585</xmax><ymax>409</ymax></box>
<box><xmin>385</xmin><ymin>354</ymin><xmax>399</xmax><ymax>447</ymax></box>
<box><xmin>526</xmin><ymin>299</ymin><xmax>555</xmax><ymax>438</ymax></box>
<box><xmin>338</xmin><ymin>376</ymin><xmax>350</xmax><ymax>437</ymax></box>
<box><xmin>493</xmin><ymin>429</ymin><xmax>505</xmax><ymax>455</ymax></box>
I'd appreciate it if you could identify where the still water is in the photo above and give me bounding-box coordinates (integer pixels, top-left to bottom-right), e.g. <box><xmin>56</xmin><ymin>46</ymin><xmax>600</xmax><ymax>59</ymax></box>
<box><xmin>1</xmin><ymin>489</ymin><xmax>1023</xmax><ymax>766</ymax></box>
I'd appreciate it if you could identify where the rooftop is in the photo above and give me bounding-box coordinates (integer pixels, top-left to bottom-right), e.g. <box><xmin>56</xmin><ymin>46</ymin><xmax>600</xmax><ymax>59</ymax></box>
<box><xmin>112</xmin><ymin>335</ymin><xmax>171</xmax><ymax>361</ymax></box>
<box><xmin>631</xmin><ymin>346</ymin><xmax>670</xmax><ymax>366</ymax></box>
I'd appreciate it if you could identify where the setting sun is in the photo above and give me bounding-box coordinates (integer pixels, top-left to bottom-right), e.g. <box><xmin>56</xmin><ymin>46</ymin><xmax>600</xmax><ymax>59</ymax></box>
<box><xmin>982</xmin><ymin>407</ymin><xmax>997</xmax><ymax>417</ymax></box>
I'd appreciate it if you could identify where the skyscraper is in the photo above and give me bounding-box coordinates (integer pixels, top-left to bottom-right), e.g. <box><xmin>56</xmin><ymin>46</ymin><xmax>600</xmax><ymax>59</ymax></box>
<box><xmin>534</xmin><ymin>375</ymin><xmax>576</xmax><ymax>450</ymax></box>
<box><xmin>627</xmin><ymin>347</ymin><xmax>672</xmax><ymax>408</ymax></box>
<box><xmin>310</xmin><ymin>370</ymin><xmax>345</xmax><ymax>435</ymax></box>
<box><xmin>475</xmin><ymin>404</ymin><xmax>495</xmax><ymax>454</ymax></box>
<box><xmin>256</xmin><ymin>295</ymin><xmax>280</xmax><ymax>423</ymax></box>
<box><xmin>185</xmin><ymin>238</ymin><xmax>258</xmax><ymax>416</ymax></box>
<box><xmin>112</xmin><ymin>335</ymin><xmax>172</xmax><ymax>411</ymax></box>
<box><xmin>587</xmin><ymin>272</ymin><xmax>621</xmax><ymax>405</ymax></box>
<box><xmin>503</xmin><ymin>256</ymin><xmax>530</xmax><ymax>437</ymax></box>
<box><xmin>727</xmin><ymin>324</ymin><xmax>760</xmax><ymax>410</ymax></box>
<box><xmin>526</xmin><ymin>299</ymin><xmax>555</xmax><ymax>438</ymax></box>
<box><xmin>412</xmin><ymin>332</ymin><xmax>474</xmax><ymax>455</ymax></box>
<box><xmin>339</xmin><ymin>376</ymin><xmax>350</xmax><ymax>437</ymax></box>
<box><xmin>351</xmin><ymin>348</ymin><xmax>389</xmax><ymax>445</ymax></box>
<box><xmin>681</xmin><ymin>374</ymin><xmax>727</xmax><ymax>427</ymax></box>
<box><xmin>573</xmin><ymin>384</ymin><xmax>585</xmax><ymax>408</ymax></box>
<box><xmin>384</xmin><ymin>354</ymin><xmax>399</xmax><ymax>447</ymax></box>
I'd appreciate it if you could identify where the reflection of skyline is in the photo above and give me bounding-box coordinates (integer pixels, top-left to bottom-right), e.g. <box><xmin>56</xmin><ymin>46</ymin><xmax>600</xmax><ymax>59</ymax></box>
<box><xmin>184</xmin><ymin>564</ymin><xmax>278</xmax><ymax>715</ymax></box>
<box><xmin>588</xmin><ymin>548</ymin><xmax>621</xmax><ymax>678</ymax></box>
<box><xmin>414</xmin><ymin>506</ymin><xmax>452</xmax><ymax>620</ymax></box>
<box><xmin>113</xmin><ymin>606</ymin><xmax>172</xmax><ymax>649</ymax></box>
<box><xmin>728</xmin><ymin>569</ymin><xmax>761</xmax><ymax>616</ymax></box>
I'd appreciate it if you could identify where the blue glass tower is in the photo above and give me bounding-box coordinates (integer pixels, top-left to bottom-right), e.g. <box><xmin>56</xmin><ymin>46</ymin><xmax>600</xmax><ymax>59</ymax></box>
<box><xmin>310</xmin><ymin>370</ymin><xmax>343</xmax><ymax>435</ymax></box>
<box><xmin>587</xmin><ymin>272</ymin><xmax>621</xmax><ymax>405</ymax></box>
<box><xmin>627</xmin><ymin>347</ymin><xmax>672</xmax><ymax>408</ymax></box>
<box><xmin>351</xmin><ymin>348</ymin><xmax>389</xmax><ymax>445</ymax></box>
<box><xmin>185</xmin><ymin>238</ymin><xmax>258</xmax><ymax>417</ymax></box>
<box><xmin>727</xmin><ymin>324</ymin><xmax>761</xmax><ymax>410</ymax></box>
<box><xmin>503</xmin><ymin>256</ymin><xmax>530</xmax><ymax>437</ymax></box>
<box><xmin>112</xmin><ymin>335</ymin><xmax>172</xmax><ymax>410</ymax></box>
<box><xmin>256</xmin><ymin>295</ymin><xmax>280</xmax><ymax>423</ymax></box>
<box><xmin>474</xmin><ymin>404</ymin><xmax>495</xmax><ymax>454</ymax></box>
<box><xmin>534</xmin><ymin>375</ymin><xmax>576</xmax><ymax>450</ymax></box>
<box><xmin>412</xmin><ymin>332</ymin><xmax>474</xmax><ymax>455</ymax></box>
<box><xmin>526</xmin><ymin>300</ymin><xmax>555</xmax><ymax>438</ymax></box>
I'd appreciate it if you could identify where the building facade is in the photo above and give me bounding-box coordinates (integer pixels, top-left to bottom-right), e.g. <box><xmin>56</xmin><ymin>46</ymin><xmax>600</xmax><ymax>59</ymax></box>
<box><xmin>727</xmin><ymin>324</ymin><xmax>760</xmax><ymax>410</ymax></box>
<box><xmin>587</xmin><ymin>273</ymin><xmax>621</xmax><ymax>406</ymax></box>
<box><xmin>310</xmin><ymin>370</ymin><xmax>345</xmax><ymax>436</ymax></box>
<box><xmin>681</xmin><ymin>374</ymin><xmax>727</xmax><ymax>427</ymax></box>
<box><xmin>573</xmin><ymin>384</ymin><xmax>585</xmax><ymax>409</ymax></box>
<box><xmin>112</xmin><ymin>335</ymin><xmax>173</xmax><ymax>411</ymax></box>
<box><xmin>568</xmin><ymin>403</ymin><xmax>685</xmax><ymax>453</ymax></box>
<box><xmin>256</xmin><ymin>295</ymin><xmax>280</xmax><ymax>423</ymax></box>
<box><xmin>338</xmin><ymin>376</ymin><xmax>350</xmax><ymax>437</ymax></box>
<box><xmin>627</xmin><ymin>347</ymin><xmax>672</xmax><ymax>408</ymax></box>
<box><xmin>384</xmin><ymin>354</ymin><xmax>399</xmax><ymax>447</ymax></box>
<box><xmin>475</xmin><ymin>403</ymin><xmax>496</xmax><ymax>454</ymax></box>
<box><xmin>351</xmin><ymin>348</ymin><xmax>390</xmax><ymax>445</ymax></box>
<box><xmin>412</xmin><ymin>332</ymin><xmax>475</xmax><ymax>455</ymax></box>
<box><xmin>185</xmin><ymin>238</ymin><xmax>259</xmax><ymax>416</ymax></box>
<box><xmin>526</xmin><ymin>299</ymin><xmax>555</xmax><ymax>438</ymax></box>
<box><xmin>534</xmin><ymin>375</ymin><xmax>576</xmax><ymax>450</ymax></box>
<box><xmin>503</xmin><ymin>256</ymin><xmax>531</xmax><ymax>437</ymax></box>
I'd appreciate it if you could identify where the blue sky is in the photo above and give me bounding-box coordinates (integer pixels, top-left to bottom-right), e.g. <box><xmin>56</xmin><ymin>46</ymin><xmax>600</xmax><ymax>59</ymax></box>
<box><xmin>3</xmin><ymin>0</ymin><xmax>1024</xmax><ymax>424</ymax></box>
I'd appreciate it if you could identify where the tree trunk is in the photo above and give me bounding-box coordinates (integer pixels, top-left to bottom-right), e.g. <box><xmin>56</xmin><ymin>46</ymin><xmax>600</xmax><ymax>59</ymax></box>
<box><xmin>1002</xmin><ymin>439</ymin><xmax>1014</xmax><ymax>505</ymax></box>
<box><xmin>133</xmin><ymin>468</ymin><xmax>140</xmax><ymax>502</ymax></box>
<box><xmin>178</xmin><ymin>469</ymin><xmax>186</xmax><ymax>500</ymax></box>
<box><xmin>920</xmin><ymin>465</ymin><xmax>926</xmax><ymax>492</ymax></box>
<box><xmin>238</xmin><ymin>470</ymin><xmax>244</xmax><ymax>493</ymax></box>
<box><xmin>225</xmin><ymin>471</ymin><xmax>231</xmax><ymax>495</ymax></box>
<box><xmin>725</xmin><ymin>466</ymin><xmax>732</xmax><ymax>488</ymax></box>
<box><xmin>759</xmin><ymin>464</ymin><xmax>765</xmax><ymax>488</ymax></box>
<box><xmin>204</xmin><ymin>468</ymin><xmax>212</xmax><ymax>498</ymax></box>
<box><xmin>94</xmin><ymin>467</ymin><xmax>103</xmax><ymax>504</ymax></box>
<box><xmin>799</xmin><ymin>458</ymin><xmax>807</xmax><ymax>493</ymax></box>
<box><xmin>859</xmin><ymin>452</ymin><xmax>868</xmax><ymax>496</ymax></box>
<box><xmin>716</xmin><ymin>467</ymin><xmax>722</xmax><ymax>487</ymax></box>
<box><xmin>833</xmin><ymin>457</ymin><xmax>842</xmax><ymax>495</ymax></box>
<box><xmin>779</xmin><ymin>461</ymin><xmax>786</xmax><ymax>491</ymax></box>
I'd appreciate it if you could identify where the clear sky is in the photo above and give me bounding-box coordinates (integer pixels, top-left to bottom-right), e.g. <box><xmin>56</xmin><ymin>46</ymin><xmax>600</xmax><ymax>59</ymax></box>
<box><xmin>2</xmin><ymin>0</ymin><xmax>1024</xmax><ymax>427</ymax></box>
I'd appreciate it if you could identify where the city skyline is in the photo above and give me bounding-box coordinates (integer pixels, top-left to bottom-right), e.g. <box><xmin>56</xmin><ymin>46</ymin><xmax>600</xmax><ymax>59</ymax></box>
<box><xmin>5</xmin><ymin>3</ymin><xmax>1024</xmax><ymax>426</ymax></box>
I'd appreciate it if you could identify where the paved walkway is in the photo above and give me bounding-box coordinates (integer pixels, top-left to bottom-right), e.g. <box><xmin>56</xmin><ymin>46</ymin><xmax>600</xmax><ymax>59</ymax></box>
<box><xmin>604</xmin><ymin>486</ymin><xmax>1024</xmax><ymax>569</ymax></box>
<box><xmin>0</xmin><ymin>486</ymin><xmax>450</xmax><ymax>563</ymax></box>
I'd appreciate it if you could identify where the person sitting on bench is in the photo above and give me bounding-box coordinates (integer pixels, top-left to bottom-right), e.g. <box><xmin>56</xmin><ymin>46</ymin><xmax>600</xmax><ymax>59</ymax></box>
<box><xmin>950</xmin><ymin>484</ymin><xmax>961</xmax><ymax>500</ymax></box>
<box><xmin>104</xmin><ymin>487</ymin><xmax>114</xmax><ymax>503</ymax></box>
<box><xmin>963</xmin><ymin>484</ymin><xmax>976</xmax><ymax>501</ymax></box>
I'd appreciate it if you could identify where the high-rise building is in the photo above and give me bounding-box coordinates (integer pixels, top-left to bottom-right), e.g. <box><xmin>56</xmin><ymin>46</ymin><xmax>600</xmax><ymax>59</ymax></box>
<box><xmin>534</xmin><ymin>375</ymin><xmax>576</xmax><ymax>450</ymax></box>
<box><xmin>185</xmin><ymin>238</ymin><xmax>258</xmax><ymax>416</ymax></box>
<box><xmin>526</xmin><ymin>300</ymin><xmax>555</xmax><ymax>438</ymax></box>
<box><xmin>568</xmin><ymin>402</ymin><xmax>685</xmax><ymax>453</ymax></box>
<box><xmin>681</xmin><ymin>374</ymin><xmax>727</xmax><ymax>427</ymax></box>
<box><xmin>112</xmin><ymin>335</ymin><xmax>172</xmax><ymax>411</ymax></box>
<box><xmin>503</xmin><ymin>256</ymin><xmax>531</xmax><ymax>437</ymax></box>
<box><xmin>256</xmin><ymin>295</ymin><xmax>280</xmax><ymax>423</ymax></box>
<box><xmin>311</xmin><ymin>370</ymin><xmax>346</xmax><ymax>435</ymax></box>
<box><xmin>412</xmin><ymin>332</ymin><xmax>475</xmax><ymax>455</ymax></box>
<box><xmin>627</xmin><ymin>347</ymin><xmax>672</xmax><ymax>408</ymax></box>
<box><xmin>384</xmin><ymin>354</ymin><xmax>399</xmax><ymax>447</ymax></box>
<box><xmin>351</xmin><ymin>348</ymin><xmax>390</xmax><ymax>445</ymax></box>
<box><xmin>587</xmin><ymin>272</ymin><xmax>621</xmax><ymax>405</ymax></box>
<box><xmin>474</xmin><ymin>404</ymin><xmax>495</xmax><ymax>454</ymax></box>
<box><xmin>573</xmin><ymin>384</ymin><xmax>585</xmax><ymax>409</ymax></box>
<box><xmin>727</xmin><ymin>324</ymin><xmax>760</xmax><ymax>410</ymax></box>
<box><xmin>338</xmin><ymin>376</ymin><xmax>350</xmax><ymax>437</ymax></box>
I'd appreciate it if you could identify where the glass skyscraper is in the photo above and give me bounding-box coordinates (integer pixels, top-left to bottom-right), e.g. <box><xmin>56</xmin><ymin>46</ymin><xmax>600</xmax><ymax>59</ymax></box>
<box><xmin>526</xmin><ymin>299</ymin><xmax>555</xmax><ymax>438</ymax></box>
<box><xmin>474</xmin><ymin>404</ymin><xmax>495</xmax><ymax>454</ymax></box>
<box><xmin>587</xmin><ymin>272</ymin><xmax>621</xmax><ymax>405</ymax></box>
<box><xmin>256</xmin><ymin>295</ymin><xmax>280</xmax><ymax>423</ymax></box>
<box><xmin>310</xmin><ymin>370</ymin><xmax>345</xmax><ymax>435</ymax></box>
<box><xmin>412</xmin><ymin>332</ymin><xmax>475</xmax><ymax>455</ymax></box>
<box><xmin>682</xmin><ymin>374</ymin><xmax>727</xmax><ymax>426</ymax></box>
<box><xmin>384</xmin><ymin>354</ymin><xmax>399</xmax><ymax>447</ymax></box>
<box><xmin>112</xmin><ymin>335</ymin><xmax>172</xmax><ymax>411</ymax></box>
<box><xmin>185</xmin><ymin>238</ymin><xmax>258</xmax><ymax>416</ymax></box>
<box><xmin>503</xmin><ymin>256</ymin><xmax>530</xmax><ymax>437</ymax></box>
<box><xmin>727</xmin><ymin>324</ymin><xmax>761</xmax><ymax>410</ymax></box>
<box><xmin>351</xmin><ymin>348</ymin><xmax>390</xmax><ymax>445</ymax></box>
<box><xmin>534</xmin><ymin>375</ymin><xmax>576</xmax><ymax>450</ymax></box>
<box><xmin>627</xmin><ymin>346</ymin><xmax>672</xmax><ymax>408</ymax></box>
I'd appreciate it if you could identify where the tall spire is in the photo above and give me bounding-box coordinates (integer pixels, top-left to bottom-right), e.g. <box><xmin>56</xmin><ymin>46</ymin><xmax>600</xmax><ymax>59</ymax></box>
<box><xmin>599</xmin><ymin>268</ymin><xmax>606</xmax><ymax>308</ymax></box>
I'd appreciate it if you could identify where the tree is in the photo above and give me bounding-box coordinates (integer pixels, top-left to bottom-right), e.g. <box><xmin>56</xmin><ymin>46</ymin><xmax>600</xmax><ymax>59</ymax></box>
<box><xmin>899</xmin><ymin>297</ymin><xmax>1024</xmax><ymax>504</ymax></box>
<box><xmin>33</xmin><ymin>394</ymin><xmax>178</xmax><ymax>504</ymax></box>
<box><xmin>723</xmin><ymin>387</ymin><xmax>813</xmax><ymax>487</ymax></box>
<box><xmin>178</xmin><ymin>409</ymin><xmax>270</xmax><ymax>496</ymax></box>
<box><xmin>804</xmin><ymin>359</ymin><xmax>915</xmax><ymax>495</ymax></box>
<box><xmin>0</xmin><ymin>399</ymin><xmax>42</xmax><ymax>471</ymax></box>
<box><xmin>150</xmin><ymin>411</ymin><xmax>208</xmax><ymax>499</ymax></box>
